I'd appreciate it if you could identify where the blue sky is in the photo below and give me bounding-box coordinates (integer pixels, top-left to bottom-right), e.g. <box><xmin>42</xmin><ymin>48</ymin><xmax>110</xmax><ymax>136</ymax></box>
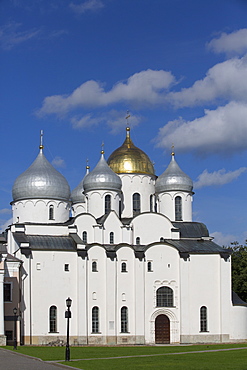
<box><xmin>1</xmin><ymin>0</ymin><xmax>247</xmax><ymax>246</ymax></box>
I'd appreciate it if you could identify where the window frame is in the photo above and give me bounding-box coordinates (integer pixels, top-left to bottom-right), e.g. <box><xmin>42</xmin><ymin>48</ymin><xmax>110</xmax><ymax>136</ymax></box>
<box><xmin>156</xmin><ymin>286</ymin><xmax>174</xmax><ymax>307</ymax></box>
<box><xmin>4</xmin><ymin>282</ymin><xmax>12</xmax><ymax>302</ymax></box>
<box><xmin>200</xmin><ymin>306</ymin><xmax>208</xmax><ymax>332</ymax></box>
<box><xmin>121</xmin><ymin>262</ymin><xmax>127</xmax><ymax>273</ymax></box>
<box><xmin>133</xmin><ymin>193</ymin><xmax>141</xmax><ymax>216</ymax></box>
<box><xmin>49</xmin><ymin>205</ymin><xmax>54</xmax><ymax>220</ymax></box>
<box><xmin>175</xmin><ymin>196</ymin><xmax>182</xmax><ymax>221</ymax></box>
<box><xmin>105</xmin><ymin>194</ymin><xmax>111</xmax><ymax>214</ymax></box>
<box><xmin>82</xmin><ymin>231</ymin><xmax>87</xmax><ymax>244</ymax></box>
<box><xmin>109</xmin><ymin>232</ymin><xmax>114</xmax><ymax>244</ymax></box>
<box><xmin>92</xmin><ymin>306</ymin><xmax>99</xmax><ymax>333</ymax></box>
<box><xmin>92</xmin><ymin>261</ymin><xmax>98</xmax><ymax>272</ymax></box>
<box><xmin>49</xmin><ymin>305</ymin><xmax>57</xmax><ymax>333</ymax></box>
<box><xmin>121</xmin><ymin>306</ymin><xmax>128</xmax><ymax>333</ymax></box>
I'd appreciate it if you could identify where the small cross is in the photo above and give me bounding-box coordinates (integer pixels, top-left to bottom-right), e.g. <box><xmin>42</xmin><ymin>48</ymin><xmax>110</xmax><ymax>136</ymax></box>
<box><xmin>126</xmin><ymin>111</ymin><xmax>130</xmax><ymax>125</ymax></box>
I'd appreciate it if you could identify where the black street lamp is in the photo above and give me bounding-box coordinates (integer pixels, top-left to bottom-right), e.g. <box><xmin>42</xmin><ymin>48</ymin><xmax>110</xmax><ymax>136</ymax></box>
<box><xmin>65</xmin><ymin>297</ymin><xmax>72</xmax><ymax>361</ymax></box>
<box><xmin>13</xmin><ymin>307</ymin><xmax>17</xmax><ymax>350</ymax></box>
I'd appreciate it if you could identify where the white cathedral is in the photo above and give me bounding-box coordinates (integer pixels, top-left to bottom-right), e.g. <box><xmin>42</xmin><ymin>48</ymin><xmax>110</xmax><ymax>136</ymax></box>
<box><xmin>0</xmin><ymin>126</ymin><xmax>247</xmax><ymax>346</ymax></box>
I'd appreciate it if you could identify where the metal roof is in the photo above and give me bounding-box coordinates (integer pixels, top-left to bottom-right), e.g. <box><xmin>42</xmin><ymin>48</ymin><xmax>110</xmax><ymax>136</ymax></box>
<box><xmin>12</xmin><ymin>150</ymin><xmax>70</xmax><ymax>202</ymax></box>
<box><xmin>172</xmin><ymin>222</ymin><xmax>209</xmax><ymax>238</ymax></box>
<box><xmin>164</xmin><ymin>239</ymin><xmax>224</xmax><ymax>254</ymax></box>
<box><xmin>14</xmin><ymin>233</ymin><xmax>77</xmax><ymax>251</ymax></box>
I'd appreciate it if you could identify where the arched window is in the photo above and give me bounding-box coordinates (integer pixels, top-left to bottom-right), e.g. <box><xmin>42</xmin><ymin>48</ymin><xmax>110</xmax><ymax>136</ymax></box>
<box><xmin>82</xmin><ymin>231</ymin><xmax>87</xmax><ymax>243</ymax></box>
<box><xmin>150</xmin><ymin>195</ymin><xmax>153</xmax><ymax>212</ymax></box>
<box><xmin>105</xmin><ymin>195</ymin><xmax>111</xmax><ymax>214</ymax></box>
<box><xmin>156</xmin><ymin>287</ymin><xmax>174</xmax><ymax>307</ymax></box>
<box><xmin>92</xmin><ymin>261</ymin><xmax>97</xmax><ymax>272</ymax></box>
<box><xmin>200</xmin><ymin>306</ymin><xmax>208</xmax><ymax>332</ymax></box>
<box><xmin>147</xmin><ymin>261</ymin><xmax>152</xmax><ymax>272</ymax></box>
<box><xmin>121</xmin><ymin>306</ymin><xmax>128</xmax><ymax>333</ymax></box>
<box><xmin>133</xmin><ymin>193</ymin><xmax>141</xmax><ymax>216</ymax></box>
<box><xmin>121</xmin><ymin>262</ymin><xmax>127</xmax><ymax>272</ymax></box>
<box><xmin>136</xmin><ymin>237</ymin><xmax>140</xmax><ymax>245</ymax></box>
<box><xmin>92</xmin><ymin>306</ymin><xmax>99</xmax><ymax>333</ymax></box>
<box><xmin>49</xmin><ymin>306</ymin><xmax>57</xmax><ymax>333</ymax></box>
<box><xmin>49</xmin><ymin>205</ymin><xmax>54</xmax><ymax>220</ymax></box>
<box><xmin>110</xmin><ymin>232</ymin><xmax>114</xmax><ymax>244</ymax></box>
<box><xmin>175</xmin><ymin>196</ymin><xmax>182</xmax><ymax>221</ymax></box>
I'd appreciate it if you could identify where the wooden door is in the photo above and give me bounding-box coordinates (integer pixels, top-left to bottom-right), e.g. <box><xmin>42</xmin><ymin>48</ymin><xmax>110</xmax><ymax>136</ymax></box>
<box><xmin>155</xmin><ymin>314</ymin><xmax>170</xmax><ymax>344</ymax></box>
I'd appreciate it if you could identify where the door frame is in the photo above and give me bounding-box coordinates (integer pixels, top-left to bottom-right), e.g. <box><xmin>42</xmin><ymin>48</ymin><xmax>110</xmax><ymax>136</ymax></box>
<box><xmin>150</xmin><ymin>309</ymin><xmax>179</xmax><ymax>344</ymax></box>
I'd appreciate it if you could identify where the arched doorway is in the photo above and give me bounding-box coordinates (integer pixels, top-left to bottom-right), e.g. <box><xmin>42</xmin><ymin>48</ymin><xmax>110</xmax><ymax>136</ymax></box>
<box><xmin>155</xmin><ymin>314</ymin><xmax>170</xmax><ymax>344</ymax></box>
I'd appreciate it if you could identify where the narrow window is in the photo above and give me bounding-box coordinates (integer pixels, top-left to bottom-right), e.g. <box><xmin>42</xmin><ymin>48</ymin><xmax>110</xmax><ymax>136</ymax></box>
<box><xmin>92</xmin><ymin>306</ymin><xmax>99</xmax><ymax>333</ymax></box>
<box><xmin>133</xmin><ymin>193</ymin><xmax>141</xmax><ymax>216</ymax></box>
<box><xmin>175</xmin><ymin>196</ymin><xmax>182</xmax><ymax>221</ymax></box>
<box><xmin>49</xmin><ymin>306</ymin><xmax>57</xmax><ymax>333</ymax></box>
<box><xmin>121</xmin><ymin>262</ymin><xmax>127</xmax><ymax>272</ymax></box>
<box><xmin>156</xmin><ymin>287</ymin><xmax>173</xmax><ymax>307</ymax></box>
<box><xmin>105</xmin><ymin>194</ymin><xmax>111</xmax><ymax>214</ymax></box>
<box><xmin>121</xmin><ymin>306</ymin><xmax>128</xmax><ymax>333</ymax></box>
<box><xmin>4</xmin><ymin>283</ymin><xmax>11</xmax><ymax>302</ymax></box>
<box><xmin>150</xmin><ymin>195</ymin><xmax>153</xmax><ymax>212</ymax></box>
<box><xmin>49</xmin><ymin>205</ymin><xmax>54</xmax><ymax>220</ymax></box>
<box><xmin>200</xmin><ymin>306</ymin><xmax>208</xmax><ymax>332</ymax></box>
<box><xmin>64</xmin><ymin>264</ymin><xmax>69</xmax><ymax>272</ymax></box>
<box><xmin>92</xmin><ymin>261</ymin><xmax>97</xmax><ymax>272</ymax></box>
<box><xmin>136</xmin><ymin>237</ymin><xmax>140</xmax><ymax>245</ymax></box>
<box><xmin>110</xmin><ymin>232</ymin><xmax>114</xmax><ymax>244</ymax></box>
<box><xmin>82</xmin><ymin>231</ymin><xmax>87</xmax><ymax>243</ymax></box>
<box><xmin>5</xmin><ymin>330</ymin><xmax>13</xmax><ymax>341</ymax></box>
<box><xmin>147</xmin><ymin>261</ymin><xmax>152</xmax><ymax>272</ymax></box>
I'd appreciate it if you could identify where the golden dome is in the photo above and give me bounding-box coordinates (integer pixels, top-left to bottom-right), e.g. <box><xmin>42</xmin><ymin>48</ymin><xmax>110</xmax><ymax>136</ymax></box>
<box><xmin>107</xmin><ymin>127</ymin><xmax>155</xmax><ymax>176</ymax></box>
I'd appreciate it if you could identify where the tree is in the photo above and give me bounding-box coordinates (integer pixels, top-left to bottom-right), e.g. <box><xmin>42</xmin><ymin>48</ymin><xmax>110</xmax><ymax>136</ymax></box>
<box><xmin>228</xmin><ymin>241</ymin><xmax>247</xmax><ymax>302</ymax></box>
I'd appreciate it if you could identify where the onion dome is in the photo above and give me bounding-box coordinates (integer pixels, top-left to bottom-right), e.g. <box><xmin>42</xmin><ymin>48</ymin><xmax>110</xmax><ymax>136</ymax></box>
<box><xmin>107</xmin><ymin>127</ymin><xmax>155</xmax><ymax>176</ymax></box>
<box><xmin>83</xmin><ymin>151</ymin><xmax>122</xmax><ymax>192</ymax></box>
<box><xmin>12</xmin><ymin>138</ymin><xmax>70</xmax><ymax>202</ymax></box>
<box><xmin>155</xmin><ymin>152</ymin><xmax>193</xmax><ymax>193</ymax></box>
<box><xmin>71</xmin><ymin>165</ymin><xmax>90</xmax><ymax>204</ymax></box>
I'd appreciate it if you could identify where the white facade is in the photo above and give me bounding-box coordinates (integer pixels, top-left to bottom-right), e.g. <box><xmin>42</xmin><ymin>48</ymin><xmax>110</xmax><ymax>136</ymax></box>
<box><xmin>2</xmin><ymin>129</ymin><xmax>247</xmax><ymax>345</ymax></box>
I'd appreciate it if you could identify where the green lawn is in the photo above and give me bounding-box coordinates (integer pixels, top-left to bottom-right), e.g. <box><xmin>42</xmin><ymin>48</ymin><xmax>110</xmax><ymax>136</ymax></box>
<box><xmin>2</xmin><ymin>344</ymin><xmax>247</xmax><ymax>369</ymax></box>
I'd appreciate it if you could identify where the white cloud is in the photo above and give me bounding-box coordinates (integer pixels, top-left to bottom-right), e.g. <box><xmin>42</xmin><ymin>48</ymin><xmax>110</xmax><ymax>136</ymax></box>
<box><xmin>0</xmin><ymin>22</ymin><xmax>40</xmax><ymax>50</ymax></box>
<box><xmin>0</xmin><ymin>208</ymin><xmax>12</xmax><ymax>215</ymax></box>
<box><xmin>70</xmin><ymin>0</ymin><xmax>104</xmax><ymax>14</ymax></box>
<box><xmin>36</xmin><ymin>69</ymin><xmax>176</xmax><ymax>116</ymax></box>
<box><xmin>211</xmin><ymin>231</ymin><xmax>237</xmax><ymax>247</ymax></box>
<box><xmin>194</xmin><ymin>167</ymin><xmax>247</xmax><ymax>189</ymax></box>
<box><xmin>51</xmin><ymin>156</ymin><xmax>66</xmax><ymax>168</ymax></box>
<box><xmin>168</xmin><ymin>55</ymin><xmax>247</xmax><ymax>108</ymax></box>
<box><xmin>155</xmin><ymin>101</ymin><xmax>247</xmax><ymax>155</ymax></box>
<box><xmin>70</xmin><ymin>110</ymin><xmax>141</xmax><ymax>133</ymax></box>
<box><xmin>0</xmin><ymin>218</ymin><xmax>12</xmax><ymax>233</ymax></box>
<box><xmin>207</xmin><ymin>29</ymin><xmax>247</xmax><ymax>55</ymax></box>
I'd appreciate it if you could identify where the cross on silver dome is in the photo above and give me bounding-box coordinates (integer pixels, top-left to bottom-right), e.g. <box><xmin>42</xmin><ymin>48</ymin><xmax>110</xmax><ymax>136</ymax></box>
<box><xmin>12</xmin><ymin>131</ymin><xmax>70</xmax><ymax>202</ymax></box>
<box><xmin>155</xmin><ymin>152</ymin><xmax>193</xmax><ymax>193</ymax></box>
<box><xmin>83</xmin><ymin>150</ymin><xmax>122</xmax><ymax>193</ymax></box>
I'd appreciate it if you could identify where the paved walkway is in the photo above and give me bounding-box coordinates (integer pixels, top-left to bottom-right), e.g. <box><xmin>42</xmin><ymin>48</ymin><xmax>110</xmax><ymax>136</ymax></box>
<box><xmin>0</xmin><ymin>348</ymin><xmax>75</xmax><ymax>370</ymax></box>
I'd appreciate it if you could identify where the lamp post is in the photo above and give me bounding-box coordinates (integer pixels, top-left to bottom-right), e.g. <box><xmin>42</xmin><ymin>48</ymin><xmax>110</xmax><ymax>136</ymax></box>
<box><xmin>13</xmin><ymin>307</ymin><xmax>17</xmax><ymax>350</ymax></box>
<box><xmin>65</xmin><ymin>297</ymin><xmax>72</xmax><ymax>361</ymax></box>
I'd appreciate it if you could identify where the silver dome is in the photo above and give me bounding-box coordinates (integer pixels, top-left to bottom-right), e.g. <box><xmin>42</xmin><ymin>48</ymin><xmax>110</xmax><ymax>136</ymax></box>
<box><xmin>12</xmin><ymin>149</ymin><xmax>70</xmax><ymax>202</ymax></box>
<box><xmin>71</xmin><ymin>166</ymin><xmax>89</xmax><ymax>204</ymax></box>
<box><xmin>83</xmin><ymin>152</ymin><xmax>122</xmax><ymax>192</ymax></box>
<box><xmin>155</xmin><ymin>154</ymin><xmax>193</xmax><ymax>193</ymax></box>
